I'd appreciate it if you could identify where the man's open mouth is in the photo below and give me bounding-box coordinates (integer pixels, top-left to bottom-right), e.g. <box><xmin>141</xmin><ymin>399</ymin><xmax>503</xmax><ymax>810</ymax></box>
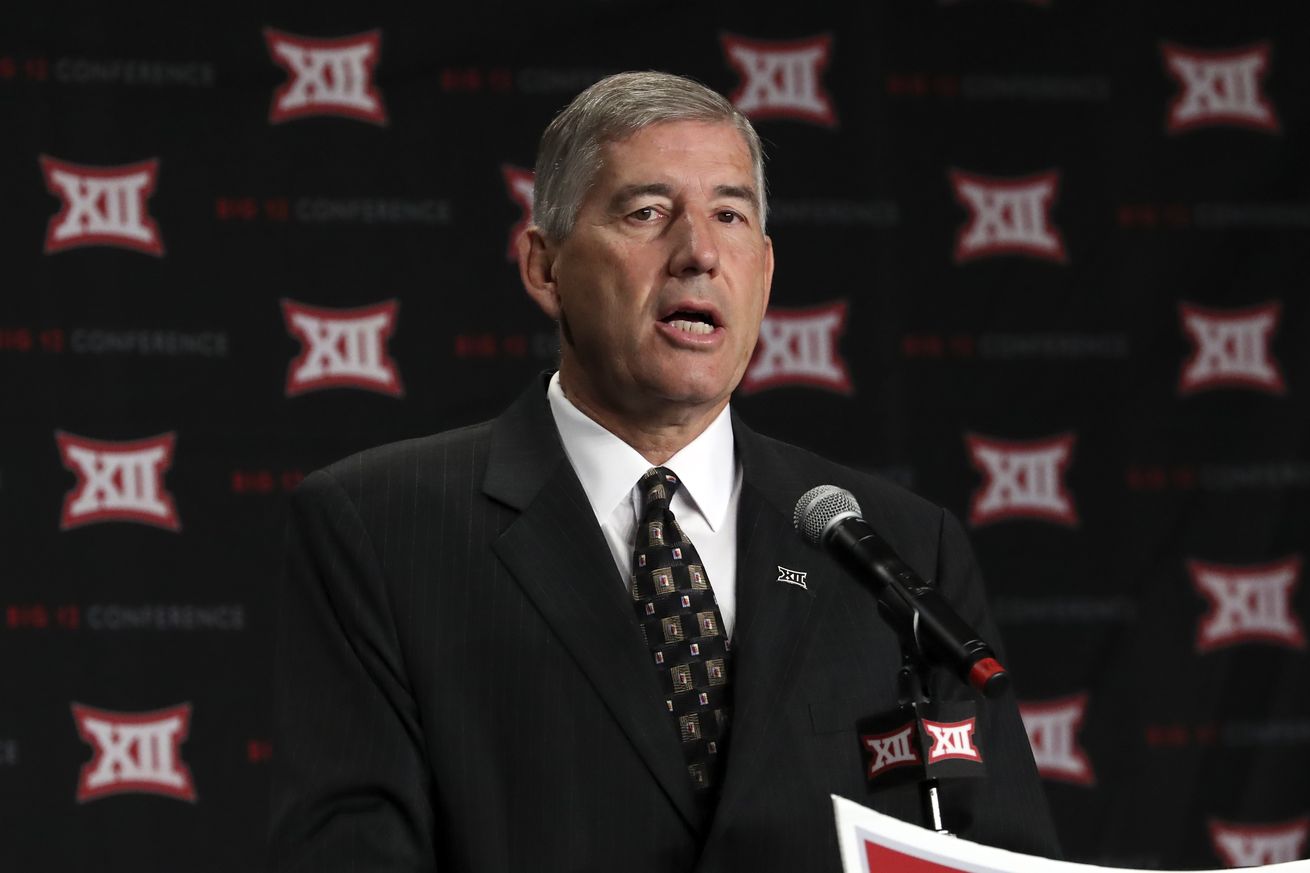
<box><xmin>660</xmin><ymin>309</ymin><xmax>719</xmax><ymax>336</ymax></box>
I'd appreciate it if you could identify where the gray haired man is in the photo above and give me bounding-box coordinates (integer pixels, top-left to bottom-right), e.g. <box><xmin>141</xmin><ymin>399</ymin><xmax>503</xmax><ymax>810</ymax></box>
<box><xmin>271</xmin><ymin>71</ymin><xmax>1059</xmax><ymax>873</ymax></box>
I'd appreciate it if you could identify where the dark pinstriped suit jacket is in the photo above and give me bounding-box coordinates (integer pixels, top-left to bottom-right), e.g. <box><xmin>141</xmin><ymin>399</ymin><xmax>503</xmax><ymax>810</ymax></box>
<box><xmin>269</xmin><ymin>375</ymin><xmax>1060</xmax><ymax>872</ymax></box>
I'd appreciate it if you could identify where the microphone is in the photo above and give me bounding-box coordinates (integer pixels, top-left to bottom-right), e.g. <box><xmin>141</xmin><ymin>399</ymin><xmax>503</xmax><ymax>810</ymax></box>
<box><xmin>793</xmin><ymin>485</ymin><xmax>1009</xmax><ymax>699</ymax></box>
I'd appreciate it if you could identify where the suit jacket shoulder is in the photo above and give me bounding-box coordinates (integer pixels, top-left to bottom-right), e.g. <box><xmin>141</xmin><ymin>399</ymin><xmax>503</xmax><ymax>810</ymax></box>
<box><xmin>312</xmin><ymin>419</ymin><xmax>494</xmax><ymax>503</ymax></box>
<box><xmin>732</xmin><ymin>418</ymin><xmax>958</xmax><ymax>595</ymax></box>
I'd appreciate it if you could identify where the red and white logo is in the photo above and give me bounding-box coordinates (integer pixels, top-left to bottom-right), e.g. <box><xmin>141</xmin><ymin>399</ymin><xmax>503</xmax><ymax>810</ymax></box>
<box><xmin>265</xmin><ymin>28</ymin><xmax>386</xmax><ymax>125</ymax></box>
<box><xmin>741</xmin><ymin>301</ymin><xmax>851</xmax><ymax>395</ymax></box>
<box><xmin>282</xmin><ymin>299</ymin><xmax>403</xmax><ymax>397</ymax></box>
<box><xmin>72</xmin><ymin>703</ymin><xmax>196</xmax><ymax>802</ymax></box>
<box><xmin>923</xmin><ymin>718</ymin><xmax>980</xmax><ymax>762</ymax></box>
<box><xmin>721</xmin><ymin>33</ymin><xmax>836</xmax><ymax>126</ymax></box>
<box><xmin>56</xmin><ymin>431</ymin><xmax>180</xmax><ymax>532</ymax></box>
<box><xmin>1162</xmin><ymin>42</ymin><xmax>1278</xmax><ymax>134</ymax></box>
<box><xmin>950</xmin><ymin>169</ymin><xmax>1065</xmax><ymax>264</ymax></box>
<box><xmin>862</xmin><ymin>722</ymin><xmax>921</xmax><ymax>779</ymax></box>
<box><xmin>1018</xmin><ymin>693</ymin><xmax>1094</xmax><ymax>786</ymax></box>
<box><xmin>502</xmin><ymin>164</ymin><xmax>534</xmax><ymax>262</ymax></box>
<box><xmin>40</xmin><ymin>156</ymin><xmax>163</xmax><ymax>256</ymax></box>
<box><xmin>965</xmin><ymin>433</ymin><xmax>1077</xmax><ymax>527</ymax></box>
<box><xmin>1179</xmin><ymin>301</ymin><xmax>1285</xmax><ymax>395</ymax></box>
<box><xmin>1190</xmin><ymin>556</ymin><xmax>1305</xmax><ymax>652</ymax></box>
<box><xmin>1209</xmin><ymin>818</ymin><xmax>1309</xmax><ymax>867</ymax></box>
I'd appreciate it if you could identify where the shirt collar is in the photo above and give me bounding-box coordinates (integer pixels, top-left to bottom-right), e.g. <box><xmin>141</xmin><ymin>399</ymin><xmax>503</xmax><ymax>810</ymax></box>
<box><xmin>545</xmin><ymin>372</ymin><xmax>736</xmax><ymax>531</ymax></box>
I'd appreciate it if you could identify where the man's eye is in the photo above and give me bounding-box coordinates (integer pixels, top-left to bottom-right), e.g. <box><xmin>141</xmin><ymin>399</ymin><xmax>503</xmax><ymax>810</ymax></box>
<box><xmin>716</xmin><ymin>210</ymin><xmax>743</xmax><ymax>223</ymax></box>
<box><xmin>630</xmin><ymin>207</ymin><xmax>659</xmax><ymax>221</ymax></box>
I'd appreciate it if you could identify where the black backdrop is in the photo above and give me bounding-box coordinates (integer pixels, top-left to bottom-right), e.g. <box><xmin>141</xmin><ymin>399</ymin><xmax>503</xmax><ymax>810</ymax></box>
<box><xmin>4</xmin><ymin>3</ymin><xmax>1308</xmax><ymax>871</ymax></box>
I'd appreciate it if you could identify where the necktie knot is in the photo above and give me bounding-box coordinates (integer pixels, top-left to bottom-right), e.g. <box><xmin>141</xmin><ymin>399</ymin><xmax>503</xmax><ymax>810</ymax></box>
<box><xmin>639</xmin><ymin>466</ymin><xmax>680</xmax><ymax>510</ymax></box>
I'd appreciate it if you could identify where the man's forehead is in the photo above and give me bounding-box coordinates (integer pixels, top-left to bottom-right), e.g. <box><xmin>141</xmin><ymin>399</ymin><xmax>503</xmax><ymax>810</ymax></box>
<box><xmin>594</xmin><ymin>121</ymin><xmax>755</xmax><ymax>192</ymax></box>
<box><xmin>601</xmin><ymin>121</ymin><xmax>751</xmax><ymax>167</ymax></box>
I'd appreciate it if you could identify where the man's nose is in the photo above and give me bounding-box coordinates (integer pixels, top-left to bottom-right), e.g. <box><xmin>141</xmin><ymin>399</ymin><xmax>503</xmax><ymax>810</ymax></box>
<box><xmin>667</xmin><ymin>212</ymin><xmax>721</xmax><ymax>277</ymax></box>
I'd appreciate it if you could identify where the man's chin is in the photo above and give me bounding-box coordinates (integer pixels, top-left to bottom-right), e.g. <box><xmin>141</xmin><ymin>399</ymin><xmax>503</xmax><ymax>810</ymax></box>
<box><xmin>638</xmin><ymin>372</ymin><xmax>736</xmax><ymax>413</ymax></box>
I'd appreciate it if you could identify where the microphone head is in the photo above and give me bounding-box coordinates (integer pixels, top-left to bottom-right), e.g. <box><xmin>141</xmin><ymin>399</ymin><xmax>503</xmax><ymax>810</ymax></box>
<box><xmin>794</xmin><ymin>485</ymin><xmax>863</xmax><ymax>545</ymax></box>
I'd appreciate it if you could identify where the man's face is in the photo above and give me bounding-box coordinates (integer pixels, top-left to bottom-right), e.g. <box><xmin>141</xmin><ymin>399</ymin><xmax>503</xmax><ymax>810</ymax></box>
<box><xmin>528</xmin><ymin>120</ymin><xmax>774</xmax><ymax>426</ymax></box>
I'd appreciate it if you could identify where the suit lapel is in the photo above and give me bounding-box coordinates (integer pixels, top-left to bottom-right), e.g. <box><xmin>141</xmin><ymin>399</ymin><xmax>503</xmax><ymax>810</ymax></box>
<box><xmin>484</xmin><ymin>378</ymin><xmax>700</xmax><ymax>831</ymax></box>
<box><xmin>708</xmin><ymin>420</ymin><xmax>831</xmax><ymax>837</ymax></box>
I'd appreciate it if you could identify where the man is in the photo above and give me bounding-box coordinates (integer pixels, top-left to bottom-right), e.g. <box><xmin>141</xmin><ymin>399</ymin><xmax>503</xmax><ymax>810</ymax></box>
<box><xmin>270</xmin><ymin>72</ymin><xmax>1059</xmax><ymax>872</ymax></box>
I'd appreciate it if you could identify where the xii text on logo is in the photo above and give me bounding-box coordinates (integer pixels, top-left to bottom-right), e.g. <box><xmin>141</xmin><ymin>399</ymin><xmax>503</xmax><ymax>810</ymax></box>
<box><xmin>265</xmin><ymin>28</ymin><xmax>387</xmax><ymax>124</ymax></box>
<box><xmin>41</xmin><ymin>156</ymin><xmax>163</xmax><ymax>256</ymax></box>
<box><xmin>56</xmin><ymin>432</ymin><xmax>180</xmax><ymax>531</ymax></box>
<box><xmin>282</xmin><ymin>299</ymin><xmax>404</xmax><ymax>396</ymax></box>
<box><xmin>72</xmin><ymin>703</ymin><xmax>196</xmax><ymax>802</ymax></box>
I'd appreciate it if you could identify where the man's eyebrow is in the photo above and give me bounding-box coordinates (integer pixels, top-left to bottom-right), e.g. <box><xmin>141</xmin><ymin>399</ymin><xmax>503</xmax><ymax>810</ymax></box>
<box><xmin>715</xmin><ymin>185</ymin><xmax>759</xmax><ymax>209</ymax></box>
<box><xmin>609</xmin><ymin>183</ymin><xmax>674</xmax><ymax>210</ymax></box>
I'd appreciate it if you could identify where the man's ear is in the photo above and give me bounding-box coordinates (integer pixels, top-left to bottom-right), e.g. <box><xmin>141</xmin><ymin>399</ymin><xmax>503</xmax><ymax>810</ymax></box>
<box><xmin>519</xmin><ymin>227</ymin><xmax>560</xmax><ymax>320</ymax></box>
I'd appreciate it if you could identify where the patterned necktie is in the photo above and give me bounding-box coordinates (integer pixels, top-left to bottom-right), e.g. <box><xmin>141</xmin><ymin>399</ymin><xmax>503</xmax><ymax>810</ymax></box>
<box><xmin>631</xmin><ymin>466</ymin><xmax>732</xmax><ymax>797</ymax></box>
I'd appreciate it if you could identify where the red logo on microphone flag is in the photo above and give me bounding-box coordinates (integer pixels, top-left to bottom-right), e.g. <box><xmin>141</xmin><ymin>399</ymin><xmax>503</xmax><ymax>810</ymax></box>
<box><xmin>862</xmin><ymin>722</ymin><xmax>922</xmax><ymax>779</ymax></box>
<box><xmin>922</xmin><ymin>718</ymin><xmax>981</xmax><ymax>762</ymax></box>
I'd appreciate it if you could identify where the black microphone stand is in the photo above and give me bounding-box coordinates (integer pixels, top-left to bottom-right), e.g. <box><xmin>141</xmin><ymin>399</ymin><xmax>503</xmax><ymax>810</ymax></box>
<box><xmin>888</xmin><ymin>609</ymin><xmax>954</xmax><ymax>836</ymax></box>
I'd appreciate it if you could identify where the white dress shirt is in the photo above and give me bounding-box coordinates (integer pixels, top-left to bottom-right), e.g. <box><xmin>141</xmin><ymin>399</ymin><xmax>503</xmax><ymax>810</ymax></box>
<box><xmin>546</xmin><ymin>372</ymin><xmax>742</xmax><ymax>638</ymax></box>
